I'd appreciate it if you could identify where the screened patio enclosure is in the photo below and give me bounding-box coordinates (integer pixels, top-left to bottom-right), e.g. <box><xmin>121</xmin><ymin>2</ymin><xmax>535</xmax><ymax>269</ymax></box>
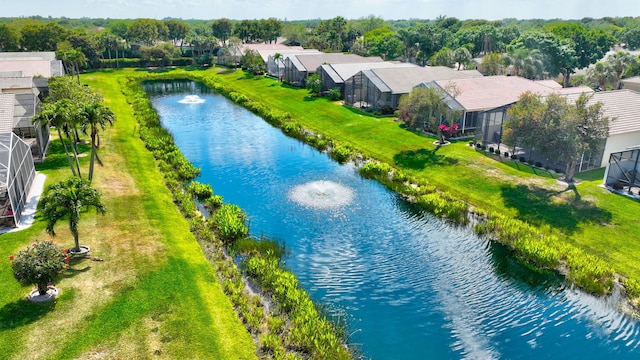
<box><xmin>0</xmin><ymin>132</ymin><xmax>36</xmax><ymax>226</ymax></box>
<box><xmin>604</xmin><ymin>147</ymin><xmax>640</xmax><ymax>192</ymax></box>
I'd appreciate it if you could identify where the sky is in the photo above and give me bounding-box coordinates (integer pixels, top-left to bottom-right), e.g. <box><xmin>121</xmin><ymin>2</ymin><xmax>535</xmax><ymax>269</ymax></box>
<box><xmin>3</xmin><ymin>0</ymin><xmax>634</xmax><ymax>21</ymax></box>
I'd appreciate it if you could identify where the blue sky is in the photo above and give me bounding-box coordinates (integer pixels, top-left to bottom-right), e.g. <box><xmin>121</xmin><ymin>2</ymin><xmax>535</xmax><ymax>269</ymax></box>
<box><xmin>4</xmin><ymin>0</ymin><xmax>633</xmax><ymax>21</ymax></box>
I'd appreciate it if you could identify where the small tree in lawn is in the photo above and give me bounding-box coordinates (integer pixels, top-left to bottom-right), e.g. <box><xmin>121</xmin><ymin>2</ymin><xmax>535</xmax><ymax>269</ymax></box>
<box><xmin>10</xmin><ymin>240</ymin><xmax>70</xmax><ymax>296</ymax></box>
<box><xmin>38</xmin><ymin>177</ymin><xmax>106</xmax><ymax>254</ymax></box>
<box><xmin>547</xmin><ymin>92</ymin><xmax>611</xmax><ymax>182</ymax></box>
<box><xmin>398</xmin><ymin>86</ymin><xmax>460</xmax><ymax>145</ymax></box>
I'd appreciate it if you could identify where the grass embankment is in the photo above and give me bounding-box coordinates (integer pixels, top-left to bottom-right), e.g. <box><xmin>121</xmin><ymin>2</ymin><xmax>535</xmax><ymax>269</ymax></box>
<box><xmin>203</xmin><ymin>68</ymin><xmax>640</xmax><ymax>296</ymax></box>
<box><xmin>0</xmin><ymin>70</ymin><xmax>256</xmax><ymax>359</ymax></box>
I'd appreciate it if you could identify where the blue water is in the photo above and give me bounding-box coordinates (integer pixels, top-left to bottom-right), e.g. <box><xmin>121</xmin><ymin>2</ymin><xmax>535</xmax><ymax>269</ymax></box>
<box><xmin>145</xmin><ymin>81</ymin><xmax>640</xmax><ymax>359</ymax></box>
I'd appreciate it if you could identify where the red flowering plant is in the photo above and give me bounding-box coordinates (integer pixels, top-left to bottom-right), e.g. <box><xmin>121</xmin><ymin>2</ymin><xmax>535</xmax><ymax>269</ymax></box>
<box><xmin>438</xmin><ymin>123</ymin><xmax>459</xmax><ymax>140</ymax></box>
<box><xmin>9</xmin><ymin>240</ymin><xmax>70</xmax><ymax>295</ymax></box>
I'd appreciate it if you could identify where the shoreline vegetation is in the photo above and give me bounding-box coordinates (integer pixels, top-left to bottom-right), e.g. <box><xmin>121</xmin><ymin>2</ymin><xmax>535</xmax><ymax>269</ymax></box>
<box><xmin>115</xmin><ymin>67</ymin><xmax>640</xmax><ymax>314</ymax></box>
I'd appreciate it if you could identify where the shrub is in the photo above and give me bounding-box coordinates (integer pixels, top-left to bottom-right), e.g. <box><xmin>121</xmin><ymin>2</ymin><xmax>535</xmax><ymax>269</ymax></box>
<box><xmin>469</xmin><ymin>141</ymin><xmax>474</xmax><ymax>146</ymax></box>
<box><xmin>481</xmin><ymin>144</ymin><xmax>487</xmax><ymax>150</ymax></box>
<box><xmin>380</xmin><ymin>105</ymin><xmax>395</xmax><ymax>115</ymax></box>
<box><xmin>330</xmin><ymin>145</ymin><xmax>353</xmax><ymax>163</ymax></box>
<box><xmin>527</xmin><ymin>159</ymin><xmax>534</xmax><ymax>165</ymax></box>
<box><xmin>535</xmin><ymin>161</ymin><xmax>543</xmax><ymax>167</ymax></box>
<box><xmin>212</xmin><ymin>204</ymin><xmax>249</xmax><ymax>244</ymax></box>
<box><xmin>611</xmin><ymin>182</ymin><xmax>624</xmax><ymax>190</ymax></box>
<box><xmin>519</xmin><ymin>156</ymin><xmax>526</xmax><ymax>162</ymax></box>
<box><xmin>10</xmin><ymin>240</ymin><xmax>70</xmax><ymax>295</ymax></box>
<box><xmin>475</xmin><ymin>143</ymin><xmax>482</xmax><ymax>149</ymax></box>
<box><xmin>186</xmin><ymin>181</ymin><xmax>213</xmax><ymax>200</ymax></box>
<box><xmin>327</xmin><ymin>87</ymin><xmax>342</xmax><ymax>101</ymax></box>
<box><xmin>203</xmin><ymin>195</ymin><xmax>224</xmax><ymax>211</ymax></box>
<box><xmin>494</xmin><ymin>149</ymin><xmax>501</xmax><ymax>155</ymax></box>
<box><xmin>504</xmin><ymin>152</ymin><xmax>509</xmax><ymax>157</ymax></box>
<box><xmin>510</xmin><ymin>154</ymin><xmax>517</xmax><ymax>159</ymax></box>
<box><xmin>488</xmin><ymin>146</ymin><xmax>494</xmax><ymax>153</ymax></box>
<box><xmin>555</xmin><ymin>168</ymin><xmax>563</xmax><ymax>174</ymax></box>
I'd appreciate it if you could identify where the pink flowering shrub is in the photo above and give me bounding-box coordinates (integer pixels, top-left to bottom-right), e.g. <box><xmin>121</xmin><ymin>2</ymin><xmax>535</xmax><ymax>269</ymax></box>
<box><xmin>438</xmin><ymin>123</ymin><xmax>459</xmax><ymax>139</ymax></box>
<box><xmin>10</xmin><ymin>240</ymin><xmax>69</xmax><ymax>295</ymax></box>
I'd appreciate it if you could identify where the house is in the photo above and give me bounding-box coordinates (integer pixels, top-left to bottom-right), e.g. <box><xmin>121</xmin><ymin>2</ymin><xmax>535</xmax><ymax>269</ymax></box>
<box><xmin>318</xmin><ymin>61</ymin><xmax>417</xmax><ymax>94</ymax></box>
<box><xmin>421</xmin><ymin>75</ymin><xmax>593</xmax><ymax>140</ymax></box>
<box><xmin>0</xmin><ymin>51</ymin><xmax>64</xmax><ymax>162</ymax></box>
<box><xmin>344</xmin><ymin>66</ymin><xmax>483</xmax><ymax>110</ymax></box>
<box><xmin>564</xmin><ymin>89</ymin><xmax>640</xmax><ymax>169</ymax></box>
<box><xmin>265</xmin><ymin>49</ymin><xmax>321</xmax><ymax>79</ymax></box>
<box><xmin>283</xmin><ymin>53</ymin><xmax>384</xmax><ymax>87</ymax></box>
<box><xmin>603</xmin><ymin>146</ymin><xmax>640</xmax><ymax>191</ymax></box>
<box><xmin>0</xmin><ymin>130</ymin><xmax>37</xmax><ymax>228</ymax></box>
<box><xmin>0</xmin><ymin>72</ymin><xmax>48</xmax><ymax>161</ymax></box>
<box><xmin>620</xmin><ymin>77</ymin><xmax>640</xmax><ymax>92</ymax></box>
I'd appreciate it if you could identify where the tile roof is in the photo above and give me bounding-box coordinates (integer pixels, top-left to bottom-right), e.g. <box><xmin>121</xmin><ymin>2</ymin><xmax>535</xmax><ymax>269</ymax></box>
<box><xmin>0</xmin><ymin>60</ymin><xmax>54</xmax><ymax>77</ymax></box>
<box><xmin>321</xmin><ymin>61</ymin><xmax>417</xmax><ymax>84</ymax></box>
<box><xmin>434</xmin><ymin>76</ymin><xmax>591</xmax><ymax>112</ymax></box>
<box><xmin>373</xmin><ymin>66</ymin><xmax>483</xmax><ymax>94</ymax></box>
<box><xmin>564</xmin><ymin>89</ymin><xmax>640</xmax><ymax>136</ymax></box>
<box><xmin>295</xmin><ymin>53</ymin><xmax>383</xmax><ymax>73</ymax></box>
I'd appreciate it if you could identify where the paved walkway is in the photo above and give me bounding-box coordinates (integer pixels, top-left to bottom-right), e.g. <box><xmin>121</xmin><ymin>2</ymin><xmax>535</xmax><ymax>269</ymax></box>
<box><xmin>0</xmin><ymin>172</ymin><xmax>46</xmax><ymax>234</ymax></box>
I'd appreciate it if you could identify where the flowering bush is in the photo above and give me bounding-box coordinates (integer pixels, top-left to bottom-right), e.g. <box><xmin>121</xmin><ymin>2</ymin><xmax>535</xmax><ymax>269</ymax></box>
<box><xmin>438</xmin><ymin>123</ymin><xmax>459</xmax><ymax>139</ymax></box>
<box><xmin>10</xmin><ymin>240</ymin><xmax>69</xmax><ymax>295</ymax></box>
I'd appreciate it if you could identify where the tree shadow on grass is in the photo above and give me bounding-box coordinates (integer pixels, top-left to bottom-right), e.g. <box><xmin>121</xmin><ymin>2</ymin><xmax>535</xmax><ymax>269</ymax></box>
<box><xmin>0</xmin><ymin>297</ymin><xmax>57</xmax><ymax>331</ymax></box>
<box><xmin>36</xmin><ymin>139</ymin><xmax>91</xmax><ymax>173</ymax></box>
<box><xmin>393</xmin><ymin>147</ymin><xmax>458</xmax><ymax>170</ymax></box>
<box><xmin>501</xmin><ymin>184</ymin><xmax>612</xmax><ymax>233</ymax></box>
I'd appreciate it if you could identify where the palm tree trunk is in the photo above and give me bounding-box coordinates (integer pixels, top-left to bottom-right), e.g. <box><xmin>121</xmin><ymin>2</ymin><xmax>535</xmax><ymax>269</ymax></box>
<box><xmin>115</xmin><ymin>45</ymin><xmax>119</xmax><ymax>69</ymax></box>
<box><xmin>58</xmin><ymin>129</ymin><xmax>77</xmax><ymax>177</ymax></box>
<box><xmin>89</xmin><ymin>129</ymin><xmax>97</xmax><ymax>182</ymax></box>
<box><xmin>65</xmin><ymin>129</ymin><xmax>82</xmax><ymax>178</ymax></box>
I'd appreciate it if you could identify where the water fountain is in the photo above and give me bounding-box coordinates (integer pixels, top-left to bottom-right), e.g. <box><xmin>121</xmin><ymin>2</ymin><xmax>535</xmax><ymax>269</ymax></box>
<box><xmin>289</xmin><ymin>180</ymin><xmax>355</xmax><ymax>209</ymax></box>
<box><xmin>178</xmin><ymin>94</ymin><xmax>206</xmax><ymax>104</ymax></box>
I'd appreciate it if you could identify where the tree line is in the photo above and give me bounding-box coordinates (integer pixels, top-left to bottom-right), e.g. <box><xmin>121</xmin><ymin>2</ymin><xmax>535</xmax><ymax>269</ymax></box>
<box><xmin>1</xmin><ymin>15</ymin><xmax>639</xmax><ymax>86</ymax></box>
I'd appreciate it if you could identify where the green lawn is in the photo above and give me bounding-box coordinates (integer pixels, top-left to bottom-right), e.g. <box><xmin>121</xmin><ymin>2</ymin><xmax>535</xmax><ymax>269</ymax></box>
<box><xmin>0</xmin><ymin>69</ymin><xmax>256</xmax><ymax>359</ymax></box>
<box><xmin>212</xmin><ymin>69</ymin><xmax>640</xmax><ymax>284</ymax></box>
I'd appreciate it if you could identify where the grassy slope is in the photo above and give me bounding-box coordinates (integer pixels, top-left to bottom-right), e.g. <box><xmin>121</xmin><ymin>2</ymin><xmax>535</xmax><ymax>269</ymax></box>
<box><xmin>0</xmin><ymin>69</ymin><xmax>256</xmax><ymax>359</ymax></box>
<box><xmin>212</xmin><ymin>69</ymin><xmax>640</xmax><ymax>283</ymax></box>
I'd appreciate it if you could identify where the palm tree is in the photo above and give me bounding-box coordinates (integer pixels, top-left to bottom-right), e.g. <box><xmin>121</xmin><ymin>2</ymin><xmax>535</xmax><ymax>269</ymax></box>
<box><xmin>79</xmin><ymin>102</ymin><xmax>115</xmax><ymax>182</ymax></box>
<box><xmin>273</xmin><ymin>52</ymin><xmax>283</xmax><ymax>80</ymax></box>
<box><xmin>32</xmin><ymin>100</ymin><xmax>82</xmax><ymax>177</ymax></box>
<box><xmin>586</xmin><ymin>61</ymin><xmax>615</xmax><ymax>90</ymax></box>
<box><xmin>453</xmin><ymin>47</ymin><xmax>472</xmax><ymax>70</ymax></box>
<box><xmin>38</xmin><ymin>177</ymin><xmax>105</xmax><ymax>254</ymax></box>
<box><xmin>606</xmin><ymin>50</ymin><xmax>638</xmax><ymax>89</ymax></box>
<box><xmin>504</xmin><ymin>48</ymin><xmax>544</xmax><ymax>79</ymax></box>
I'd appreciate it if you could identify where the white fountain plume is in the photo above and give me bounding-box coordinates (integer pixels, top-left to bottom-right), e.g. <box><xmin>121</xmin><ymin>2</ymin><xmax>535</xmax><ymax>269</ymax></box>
<box><xmin>178</xmin><ymin>95</ymin><xmax>206</xmax><ymax>104</ymax></box>
<box><xmin>289</xmin><ymin>180</ymin><xmax>355</xmax><ymax>209</ymax></box>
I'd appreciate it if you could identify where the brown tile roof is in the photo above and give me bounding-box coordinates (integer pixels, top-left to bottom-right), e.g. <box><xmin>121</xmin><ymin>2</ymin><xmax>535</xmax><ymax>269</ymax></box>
<box><xmin>373</xmin><ymin>66</ymin><xmax>482</xmax><ymax>94</ymax></box>
<box><xmin>565</xmin><ymin>89</ymin><xmax>640</xmax><ymax>136</ymax></box>
<box><xmin>435</xmin><ymin>76</ymin><xmax>589</xmax><ymax>112</ymax></box>
<box><xmin>296</xmin><ymin>53</ymin><xmax>383</xmax><ymax>73</ymax></box>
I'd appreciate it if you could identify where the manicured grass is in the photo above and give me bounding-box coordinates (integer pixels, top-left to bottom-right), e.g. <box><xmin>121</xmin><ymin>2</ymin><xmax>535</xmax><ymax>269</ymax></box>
<box><xmin>0</xmin><ymin>69</ymin><xmax>256</xmax><ymax>359</ymax></box>
<box><xmin>209</xmin><ymin>68</ymin><xmax>640</xmax><ymax>286</ymax></box>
